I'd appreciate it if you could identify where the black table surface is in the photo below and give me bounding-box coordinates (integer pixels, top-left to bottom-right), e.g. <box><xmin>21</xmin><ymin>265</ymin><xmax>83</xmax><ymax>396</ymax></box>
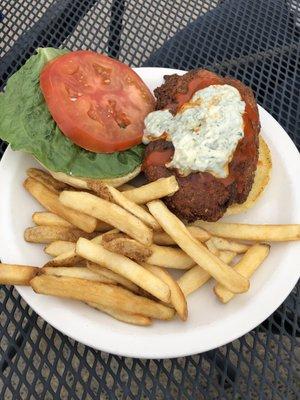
<box><xmin>0</xmin><ymin>0</ymin><xmax>299</xmax><ymax>399</ymax></box>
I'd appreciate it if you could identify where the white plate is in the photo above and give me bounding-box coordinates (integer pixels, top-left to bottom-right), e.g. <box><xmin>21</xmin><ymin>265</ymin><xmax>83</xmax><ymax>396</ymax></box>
<box><xmin>0</xmin><ymin>68</ymin><xmax>299</xmax><ymax>359</ymax></box>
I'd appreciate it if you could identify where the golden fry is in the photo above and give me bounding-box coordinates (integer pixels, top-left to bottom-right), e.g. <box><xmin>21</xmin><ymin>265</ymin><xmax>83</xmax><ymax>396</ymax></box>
<box><xmin>41</xmin><ymin>266</ymin><xmax>115</xmax><ymax>284</ymax></box>
<box><xmin>33</xmin><ymin>212</ymin><xmax>74</xmax><ymax>228</ymax></box>
<box><xmin>210</xmin><ymin>237</ymin><xmax>249</xmax><ymax>253</ymax></box>
<box><xmin>95</xmin><ymin>220</ymin><xmax>112</xmax><ymax>232</ymax></box>
<box><xmin>187</xmin><ymin>226</ymin><xmax>211</xmax><ymax>242</ymax></box>
<box><xmin>195</xmin><ymin>222</ymin><xmax>300</xmax><ymax>242</ymax></box>
<box><xmin>177</xmin><ymin>251</ymin><xmax>237</xmax><ymax>296</ymax></box>
<box><xmin>24</xmin><ymin>226</ymin><xmax>95</xmax><ymax>244</ymax></box>
<box><xmin>0</xmin><ymin>263</ymin><xmax>38</xmax><ymax>285</ymax></box>
<box><xmin>27</xmin><ymin>168</ymin><xmax>70</xmax><ymax>193</ymax></box>
<box><xmin>105</xmin><ymin>185</ymin><xmax>161</xmax><ymax>230</ymax></box>
<box><xmin>43</xmin><ymin>233</ymin><xmax>105</xmax><ymax>267</ymax></box>
<box><xmin>147</xmin><ymin>200</ymin><xmax>249</xmax><ymax>293</ymax></box>
<box><xmin>59</xmin><ymin>191</ymin><xmax>153</xmax><ymax>246</ymax></box>
<box><xmin>143</xmin><ymin>263</ymin><xmax>188</xmax><ymax>321</ymax></box>
<box><xmin>147</xmin><ymin>244</ymin><xmax>195</xmax><ymax>269</ymax></box>
<box><xmin>206</xmin><ymin>240</ymin><xmax>238</xmax><ymax>264</ymax></box>
<box><xmin>87</xmin><ymin>261</ymin><xmax>140</xmax><ymax>293</ymax></box>
<box><xmin>50</xmin><ymin>171</ymin><xmax>90</xmax><ymax>189</ymax></box>
<box><xmin>43</xmin><ymin>249</ymin><xmax>82</xmax><ymax>267</ymax></box>
<box><xmin>76</xmin><ymin>238</ymin><xmax>170</xmax><ymax>302</ymax></box>
<box><xmin>30</xmin><ymin>275</ymin><xmax>174</xmax><ymax>320</ymax></box>
<box><xmin>214</xmin><ymin>244</ymin><xmax>270</xmax><ymax>303</ymax></box>
<box><xmin>44</xmin><ymin>241</ymin><xmax>76</xmax><ymax>257</ymax></box>
<box><xmin>218</xmin><ymin>251</ymin><xmax>237</xmax><ymax>264</ymax></box>
<box><xmin>122</xmin><ymin>176</ymin><xmax>179</xmax><ymax>204</ymax></box>
<box><xmin>177</xmin><ymin>266</ymin><xmax>210</xmax><ymax>296</ymax></box>
<box><xmin>87</xmin><ymin>302</ymin><xmax>152</xmax><ymax>326</ymax></box>
<box><xmin>100</xmin><ymin>231</ymin><xmax>122</xmax><ymax>242</ymax></box>
<box><xmin>102</xmin><ymin>234</ymin><xmax>152</xmax><ymax>263</ymax></box>
<box><xmin>205</xmin><ymin>239</ymin><xmax>220</xmax><ymax>256</ymax></box>
<box><xmin>24</xmin><ymin>178</ymin><xmax>97</xmax><ymax>233</ymax></box>
<box><xmin>153</xmin><ymin>226</ymin><xmax>210</xmax><ymax>245</ymax></box>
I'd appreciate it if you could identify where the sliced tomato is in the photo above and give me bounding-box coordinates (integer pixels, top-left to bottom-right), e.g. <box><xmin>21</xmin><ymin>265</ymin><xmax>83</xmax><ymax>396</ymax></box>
<box><xmin>40</xmin><ymin>51</ymin><xmax>155</xmax><ymax>153</ymax></box>
<box><xmin>174</xmin><ymin>70</ymin><xmax>223</xmax><ymax>111</ymax></box>
<box><xmin>142</xmin><ymin>148</ymin><xmax>174</xmax><ymax>169</ymax></box>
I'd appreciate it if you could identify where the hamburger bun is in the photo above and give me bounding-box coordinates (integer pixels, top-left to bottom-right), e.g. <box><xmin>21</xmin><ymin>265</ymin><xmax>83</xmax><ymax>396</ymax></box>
<box><xmin>47</xmin><ymin>166</ymin><xmax>141</xmax><ymax>190</ymax></box>
<box><xmin>225</xmin><ymin>136</ymin><xmax>272</xmax><ymax>216</ymax></box>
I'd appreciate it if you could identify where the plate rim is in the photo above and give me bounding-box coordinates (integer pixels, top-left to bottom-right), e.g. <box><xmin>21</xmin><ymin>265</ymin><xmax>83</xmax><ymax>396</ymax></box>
<box><xmin>0</xmin><ymin>67</ymin><xmax>299</xmax><ymax>359</ymax></box>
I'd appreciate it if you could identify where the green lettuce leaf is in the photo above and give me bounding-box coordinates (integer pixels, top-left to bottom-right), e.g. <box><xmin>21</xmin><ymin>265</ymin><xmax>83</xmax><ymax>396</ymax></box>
<box><xmin>0</xmin><ymin>48</ymin><xmax>144</xmax><ymax>179</ymax></box>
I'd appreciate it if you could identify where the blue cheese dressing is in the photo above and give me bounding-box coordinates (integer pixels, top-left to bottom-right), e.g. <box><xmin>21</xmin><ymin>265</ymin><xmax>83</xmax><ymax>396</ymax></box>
<box><xmin>143</xmin><ymin>84</ymin><xmax>245</xmax><ymax>178</ymax></box>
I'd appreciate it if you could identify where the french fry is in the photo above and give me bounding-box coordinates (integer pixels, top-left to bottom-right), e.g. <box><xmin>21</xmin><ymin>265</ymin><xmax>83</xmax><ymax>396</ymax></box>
<box><xmin>33</xmin><ymin>209</ymin><xmax>111</xmax><ymax>235</ymax></box>
<box><xmin>24</xmin><ymin>178</ymin><xmax>97</xmax><ymax>233</ymax></box>
<box><xmin>122</xmin><ymin>176</ymin><xmax>179</xmax><ymax>204</ymax></box>
<box><xmin>177</xmin><ymin>249</ymin><xmax>237</xmax><ymax>296</ymax></box>
<box><xmin>76</xmin><ymin>238</ymin><xmax>171</xmax><ymax>302</ymax></box>
<box><xmin>153</xmin><ymin>226</ymin><xmax>210</xmax><ymax>245</ymax></box>
<box><xmin>177</xmin><ymin>266</ymin><xmax>210</xmax><ymax>296</ymax></box>
<box><xmin>102</xmin><ymin>184</ymin><xmax>161</xmax><ymax>230</ymax></box>
<box><xmin>41</xmin><ymin>266</ymin><xmax>116</xmax><ymax>284</ymax></box>
<box><xmin>206</xmin><ymin>241</ymin><xmax>238</xmax><ymax>264</ymax></box>
<box><xmin>142</xmin><ymin>263</ymin><xmax>188</xmax><ymax>321</ymax></box>
<box><xmin>100</xmin><ymin>231</ymin><xmax>122</xmax><ymax>242</ymax></box>
<box><xmin>43</xmin><ymin>233</ymin><xmax>105</xmax><ymax>267</ymax></box>
<box><xmin>152</xmin><ymin>231</ymin><xmax>176</xmax><ymax>246</ymax></box>
<box><xmin>33</xmin><ymin>212</ymin><xmax>74</xmax><ymax>228</ymax></box>
<box><xmin>187</xmin><ymin>226</ymin><xmax>211</xmax><ymax>242</ymax></box>
<box><xmin>30</xmin><ymin>275</ymin><xmax>174</xmax><ymax>320</ymax></box>
<box><xmin>147</xmin><ymin>200</ymin><xmax>249</xmax><ymax>293</ymax></box>
<box><xmin>27</xmin><ymin>168</ymin><xmax>70</xmax><ymax>193</ymax></box>
<box><xmin>89</xmin><ymin>233</ymin><xmax>106</xmax><ymax>245</ymax></box>
<box><xmin>49</xmin><ymin>171</ymin><xmax>90</xmax><ymax>189</ymax></box>
<box><xmin>59</xmin><ymin>191</ymin><xmax>153</xmax><ymax>246</ymax></box>
<box><xmin>87</xmin><ymin>261</ymin><xmax>140</xmax><ymax>293</ymax></box>
<box><xmin>0</xmin><ymin>263</ymin><xmax>38</xmax><ymax>285</ymax></box>
<box><xmin>44</xmin><ymin>241</ymin><xmax>76</xmax><ymax>257</ymax></box>
<box><xmin>205</xmin><ymin>239</ymin><xmax>220</xmax><ymax>256</ymax></box>
<box><xmin>86</xmin><ymin>181</ymin><xmax>113</xmax><ymax>201</ymax></box>
<box><xmin>195</xmin><ymin>222</ymin><xmax>300</xmax><ymax>242</ymax></box>
<box><xmin>43</xmin><ymin>249</ymin><xmax>81</xmax><ymax>267</ymax></box>
<box><xmin>24</xmin><ymin>226</ymin><xmax>95</xmax><ymax>244</ymax></box>
<box><xmin>95</xmin><ymin>220</ymin><xmax>112</xmax><ymax>232</ymax></box>
<box><xmin>86</xmin><ymin>302</ymin><xmax>152</xmax><ymax>326</ymax></box>
<box><xmin>101</xmin><ymin>233</ymin><xmax>152</xmax><ymax>263</ymax></box>
<box><xmin>218</xmin><ymin>251</ymin><xmax>237</xmax><ymax>264</ymax></box>
<box><xmin>147</xmin><ymin>244</ymin><xmax>195</xmax><ymax>269</ymax></box>
<box><xmin>210</xmin><ymin>237</ymin><xmax>250</xmax><ymax>253</ymax></box>
<box><xmin>214</xmin><ymin>244</ymin><xmax>270</xmax><ymax>303</ymax></box>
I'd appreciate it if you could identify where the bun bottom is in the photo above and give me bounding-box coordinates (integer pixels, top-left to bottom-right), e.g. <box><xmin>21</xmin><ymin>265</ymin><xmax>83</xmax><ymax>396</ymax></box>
<box><xmin>225</xmin><ymin>136</ymin><xmax>272</xmax><ymax>216</ymax></box>
<box><xmin>46</xmin><ymin>166</ymin><xmax>141</xmax><ymax>190</ymax></box>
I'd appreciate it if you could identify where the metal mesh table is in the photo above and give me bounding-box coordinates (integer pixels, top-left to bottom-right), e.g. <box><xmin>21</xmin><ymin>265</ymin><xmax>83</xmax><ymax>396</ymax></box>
<box><xmin>0</xmin><ymin>0</ymin><xmax>299</xmax><ymax>398</ymax></box>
